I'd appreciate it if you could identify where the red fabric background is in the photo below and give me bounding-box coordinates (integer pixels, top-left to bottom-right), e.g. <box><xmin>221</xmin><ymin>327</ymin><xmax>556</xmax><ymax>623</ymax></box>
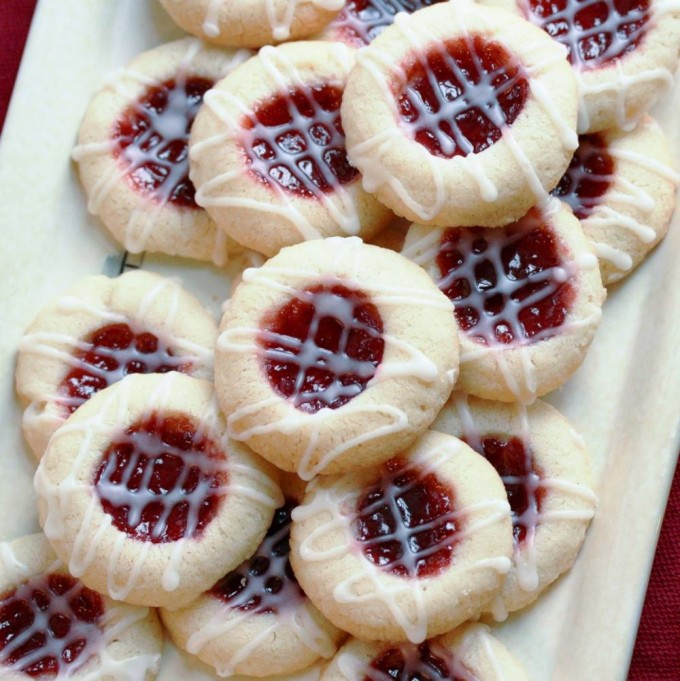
<box><xmin>1</xmin><ymin>1</ymin><xmax>678</xmax><ymax>677</ymax></box>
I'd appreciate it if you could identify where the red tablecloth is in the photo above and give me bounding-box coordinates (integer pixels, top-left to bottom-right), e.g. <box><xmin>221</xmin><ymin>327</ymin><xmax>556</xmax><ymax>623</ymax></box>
<box><xmin>1</xmin><ymin>1</ymin><xmax>678</xmax><ymax>677</ymax></box>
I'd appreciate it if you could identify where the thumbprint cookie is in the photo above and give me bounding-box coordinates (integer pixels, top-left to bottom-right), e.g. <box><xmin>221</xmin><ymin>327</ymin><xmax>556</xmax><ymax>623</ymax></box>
<box><xmin>402</xmin><ymin>200</ymin><xmax>605</xmax><ymax>403</ymax></box>
<box><xmin>320</xmin><ymin>624</ymin><xmax>528</xmax><ymax>680</ymax></box>
<box><xmin>74</xmin><ymin>38</ymin><xmax>252</xmax><ymax>265</ymax></box>
<box><xmin>160</xmin><ymin>0</ymin><xmax>344</xmax><ymax>48</ymax></box>
<box><xmin>215</xmin><ymin>237</ymin><xmax>459</xmax><ymax>479</ymax></box>
<box><xmin>552</xmin><ymin>115</ymin><xmax>678</xmax><ymax>284</ymax></box>
<box><xmin>189</xmin><ymin>42</ymin><xmax>394</xmax><ymax>257</ymax></box>
<box><xmin>341</xmin><ymin>1</ymin><xmax>579</xmax><ymax>227</ymax></box>
<box><xmin>34</xmin><ymin>373</ymin><xmax>283</xmax><ymax>609</ymax></box>
<box><xmin>15</xmin><ymin>270</ymin><xmax>216</xmax><ymax>459</ymax></box>
<box><xmin>290</xmin><ymin>430</ymin><xmax>513</xmax><ymax>643</ymax></box>
<box><xmin>433</xmin><ymin>394</ymin><xmax>597</xmax><ymax>619</ymax></box>
<box><xmin>0</xmin><ymin>533</ymin><xmax>163</xmax><ymax>680</ymax></box>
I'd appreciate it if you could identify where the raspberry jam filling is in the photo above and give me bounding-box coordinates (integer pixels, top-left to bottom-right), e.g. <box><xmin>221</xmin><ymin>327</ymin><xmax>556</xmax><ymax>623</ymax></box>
<box><xmin>526</xmin><ymin>0</ymin><xmax>650</xmax><ymax>68</ymax></box>
<box><xmin>365</xmin><ymin>642</ymin><xmax>471</xmax><ymax>681</ymax></box>
<box><xmin>58</xmin><ymin>322</ymin><xmax>190</xmax><ymax>415</ymax></box>
<box><xmin>330</xmin><ymin>0</ymin><xmax>447</xmax><ymax>47</ymax></box>
<box><xmin>113</xmin><ymin>75</ymin><xmax>213</xmax><ymax>208</ymax></box>
<box><xmin>353</xmin><ymin>458</ymin><xmax>459</xmax><ymax>578</ymax></box>
<box><xmin>0</xmin><ymin>573</ymin><xmax>104</xmax><ymax>678</ymax></box>
<box><xmin>397</xmin><ymin>36</ymin><xmax>529</xmax><ymax>158</ymax></box>
<box><xmin>552</xmin><ymin>134</ymin><xmax>614</xmax><ymax>220</ymax></box>
<box><xmin>436</xmin><ymin>213</ymin><xmax>575</xmax><ymax>345</ymax></box>
<box><xmin>93</xmin><ymin>413</ymin><xmax>227</xmax><ymax>543</ymax></box>
<box><xmin>257</xmin><ymin>283</ymin><xmax>385</xmax><ymax>414</ymax></box>
<box><xmin>242</xmin><ymin>83</ymin><xmax>358</xmax><ymax>198</ymax></box>
<box><xmin>210</xmin><ymin>498</ymin><xmax>303</xmax><ymax>614</ymax></box>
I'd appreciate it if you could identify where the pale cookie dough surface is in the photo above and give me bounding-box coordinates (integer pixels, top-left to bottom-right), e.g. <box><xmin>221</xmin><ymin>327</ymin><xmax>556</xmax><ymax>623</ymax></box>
<box><xmin>402</xmin><ymin>199</ymin><xmax>606</xmax><ymax>403</ymax></box>
<box><xmin>15</xmin><ymin>270</ymin><xmax>217</xmax><ymax>459</ymax></box>
<box><xmin>216</xmin><ymin>237</ymin><xmax>459</xmax><ymax>479</ymax></box>
<box><xmin>160</xmin><ymin>0</ymin><xmax>344</xmax><ymax>48</ymax></box>
<box><xmin>341</xmin><ymin>1</ymin><xmax>579</xmax><ymax>227</ymax></box>
<box><xmin>433</xmin><ymin>394</ymin><xmax>597</xmax><ymax>618</ymax></box>
<box><xmin>74</xmin><ymin>38</ymin><xmax>252</xmax><ymax>265</ymax></box>
<box><xmin>290</xmin><ymin>430</ymin><xmax>513</xmax><ymax>643</ymax></box>
<box><xmin>0</xmin><ymin>534</ymin><xmax>163</xmax><ymax>681</ymax></box>
<box><xmin>321</xmin><ymin>623</ymin><xmax>528</xmax><ymax>680</ymax></box>
<box><xmin>34</xmin><ymin>372</ymin><xmax>282</xmax><ymax>609</ymax></box>
<box><xmin>189</xmin><ymin>42</ymin><xmax>393</xmax><ymax>257</ymax></box>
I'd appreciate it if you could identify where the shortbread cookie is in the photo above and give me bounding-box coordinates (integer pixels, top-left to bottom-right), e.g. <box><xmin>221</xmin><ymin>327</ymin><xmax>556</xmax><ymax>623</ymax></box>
<box><xmin>433</xmin><ymin>394</ymin><xmax>597</xmax><ymax>618</ymax></box>
<box><xmin>216</xmin><ymin>237</ymin><xmax>459</xmax><ymax>479</ymax></box>
<box><xmin>74</xmin><ymin>38</ymin><xmax>252</xmax><ymax>265</ymax></box>
<box><xmin>290</xmin><ymin>430</ymin><xmax>513</xmax><ymax>643</ymax></box>
<box><xmin>34</xmin><ymin>373</ymin><xmax>282</xmax><ymax>609</ymax></box>
<box><xmin>15</xmin><ymin>270</ymin><xmax>216</xmax><ymax>459</ymax></box>
<box><xmin>189</xmin><ymin>42</ymin><xmax>394</xmax><ymax>257</ymax></box>
<box><xmin>479</xmin><ymin>0</ymin><xmax>680</xmax><ymax>131</ymax></box>
<box><xmin>321</xmin><ymin>624</ymin><xmax>528</xmax><ymax>680</ymax></box>
<box><xmin>552</xmin><ymin>116</ymin><xmax>678</xmax><ymax>284</ymax></box>
<box><xmin>341</xmin><ymin>1</ymin><xmax>579</xmax><ymax>227</ymax></box>
<box><xmin>161</xmin><ymin>474</ymin><xmax>343</xmax><ymax>678</ymax></box>
<box><xmin>0</xmin><ymin>533</ymin><xmax>162</xmax><ymax>680</ymax></box>
<box><xmin>402</xmin><ymin>200</ymin><xmax>605</xmax><ymax>403</ymax></box>
<box><xmin>160</xmin><ymin>0</ymin><xmax>344</xmax><ymax>48</ymax></box>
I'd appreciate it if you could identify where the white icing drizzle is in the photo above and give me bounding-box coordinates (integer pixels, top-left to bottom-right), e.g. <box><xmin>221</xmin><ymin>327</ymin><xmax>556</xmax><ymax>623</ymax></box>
<box><xmin>192</xmin><ymin>43</ymin><xmax>362</xmax><ymax>243</ymax></box>
<box><xmin>33</xmin><ymin>373</ymin><xmax>280</xmax><ymax>601</ymax></box>
<box><xmin>293</xmin><ymin>438</ymin><xmax>511</xmax><ymax>643</ymax></box>
<box><xmin>72</xmin><ymin>40</ymin><xmax>251</xmax><ymax>265</ymax></box>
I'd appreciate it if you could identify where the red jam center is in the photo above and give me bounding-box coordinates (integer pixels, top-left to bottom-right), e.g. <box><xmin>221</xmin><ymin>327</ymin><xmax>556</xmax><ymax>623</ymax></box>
<box><xmin>58</xmin><ymin>322</ymin><xmax>190</xmax><ymax>416</ymax></box>
<box><xmin>552</xmin><ymin>134</ymin><xmax>614</xmax><ymax>220</ymax></box>
<box><xmin>210</xmin><ymin>498</ymin><xmax>303</xmax><ymax>614</ymax></box>
<box><xmin>353</xmin><ymin>458</ymin><xmax>458</xmax><ymax>578</ymax></box>
<box><xmin>113</xmin><ymin>75</ymin><xmax>213</xmax><ymax>208</ymax></box>
<box><xmin>0</xmin><ymin>573</ymin><xmax>104</xmax><ymax>679</ymax></box>
<box><xmin>436</xmin><ymin>213</ymin><xmax>575</xmax><ymax>345</ymax></box>
<box><xmin>242</xmin><ymin>83</ymin><xmax>358</xmax><ymax>198</ymax></box>
<box><xmin>526</xmin><ymin>0</ymin><xmax>650</xmax><ymax>68</ymax></box>
<box><xmin>330</xmin><ymin>0</ymin><xmax>447</xmax><ymax>47</ymax></box>
<box><xmin>365</xmin><ymin>642</ymin><xmax>470</xmax><ymax>681</ymax></box>
<box><xmin>93</xmin><ymin>413</ymin><xmax>227</xmax><ymax>543</ymax></box>
<box><xmin>398</xmin><ymin>36</ymin><xmax>529</xmax><ymax>158</ymax></box>
<box><xmin>257</xmin><ymin>283</ymin><xmax>385</xmax><ymax>414</ymax></box>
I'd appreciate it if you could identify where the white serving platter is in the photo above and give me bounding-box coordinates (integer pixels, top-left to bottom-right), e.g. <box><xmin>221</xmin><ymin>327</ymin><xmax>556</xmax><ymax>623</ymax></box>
<box><xmin>1</xmin><ymin>1</ymin><xmax>679</xmax><ymax>679</ymax></box>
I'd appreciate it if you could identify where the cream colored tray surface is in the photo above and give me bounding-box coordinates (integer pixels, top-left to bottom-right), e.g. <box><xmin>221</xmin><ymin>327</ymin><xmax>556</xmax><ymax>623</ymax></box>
<box><xmin>1</xmin><ymin>1</ymin><xmax>680</xmax><ymax>679</ymax></box>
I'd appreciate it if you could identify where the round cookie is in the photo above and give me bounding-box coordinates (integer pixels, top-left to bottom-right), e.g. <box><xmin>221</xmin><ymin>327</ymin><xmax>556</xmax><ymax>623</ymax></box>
<box><xmin>161</xmin><ymin>474</ymin><xmax>343</xmax><ymax>678</ymax></box>
<box><xmin>478</xmin><ymin>0</ymin><xmax>680</xmax><ymax>132</ymax></box>
<box><xmin>216</xmin><ymin>236</ymin><xmax>459</xmax><ymax>479</ymax></box>
<box><xmin>321</xmin><ymin>624</ymin><xmax>528</xmax><ymax>680</ymax></box>
<box><xmin>552</xmin><ymin>115</ymin><xmax>679</xmax><ymax>284</ymax></box>
<box><xmin>290</xmin><ymin>430</ymin><xmax>513</xmax><ymax>643</ymax></box>
<box><xmin>341</xmin><ymin>1</ymin><xmax>579</xmax><ymax>228</ymax></box>
<box><xmin>0</xmin><ymin>533</ymin><xmax>163</xmax><ymax>680</ymax></box>
<box><xmin>189</xmin><ymin>41</ymin><xmax>394</xmax><ymax>257</ymax></box>
<box><xmin>401</xmin><ymin>199</ymin><xmax>606</xmax><ymax>403</ymax></box>
<box><xmin>73</xmin><ymin>38</ymin><xmax>252</xmax><ymax>265</ymax></box>
<box><xmin>432</xmin><ymin>393</ymin><xmax>597</xmax><ymax>618</ymax></box>
<box><xmin>34</xmin><ymin>372</ymin><xmax>283</xmax><ymax>609</ymax></box>
<box><xmin>160</xmin><ymin>0</ymin><xmax>344</xmax><ymax>48</ymax></box>
<box><xmin>15</xmin><ymin>270</ymin><xmax>217</xmax><ymax>459</ymax></box>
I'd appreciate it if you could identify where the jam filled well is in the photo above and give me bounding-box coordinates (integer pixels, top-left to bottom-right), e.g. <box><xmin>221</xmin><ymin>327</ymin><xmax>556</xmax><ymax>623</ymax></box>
<box><xmin>242</xmin><ymin>83</ymin><xmax>358</xmax><ymax>198</ymax></box>
<box><xmin>93</xmin><ymin>413</ymin><xmax>227</xmax><ymax>543</ymax></box>
<box><xmin>210</xmin><ymin>498</ymin><xmax>304</xmax><ymax>614</ymax></box>
<box><xmin>436</xmin><ymin>212</ymin><xmax>575</xmax><ymax>345</ymax></box>
<box><xmin>113</xmin><ymin>75</ymin><xmax>213</xmax><ymax>208</ymax></box>
<box><xmin>0</xmin><ymin>573</ymin><xmax>104</xmax><ymax>679</ymax></box>
<box><xmin>364</xmin><ymin>642</ymin><xmax>470</xmax><ymax>681</ymax></box>
<box><xmin>257</xmin><ymin>283</ymin><xmax>385</xmax><ymax>414</ymax></box>
<box><xmin>353</xmin><ymin>458</ymin><xmax>459</xmax><ymax>578</ymax></box>
<box><xmin>526</xmin><ymin>0</ymin><xmax>650</xmax><ymax>69</ymax></box>
<box><xmin>58</xmin><ymin>322</ymin><xmax>190</xmax><ymax>415</ymax></box>
<box><xmin>398</xmin><ymin>36</ymin><xmax>529</xmax><ymax>158</ymax></box>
